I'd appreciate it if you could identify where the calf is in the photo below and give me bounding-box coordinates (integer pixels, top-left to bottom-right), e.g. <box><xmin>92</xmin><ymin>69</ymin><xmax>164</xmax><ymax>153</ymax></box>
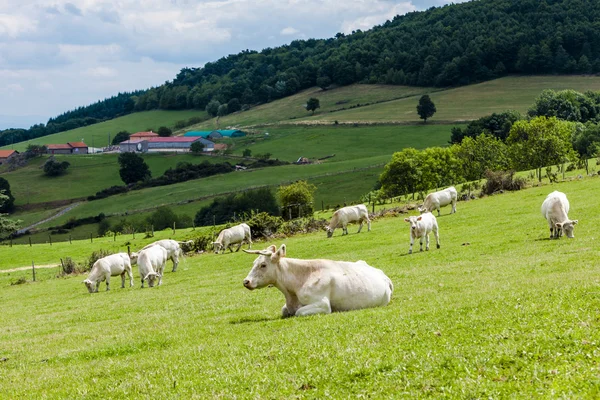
<box><xmin>243</xmin><ymin>244</ymin><xmax>392</xmax><ymax>317</ymax></box>
<box><xmin>137</xmin><ymin>245</ymin><xmax>168</xmax><ymax>288</ymax></box>
<box><xmin>82</xmin><ymin>253</ymin><xmax>134</xmax><ymax>293</ymax></box>
<box><xmin>541</xmin><ymin>191</ymin><xmax>578</xmax><ymax>239</ymax></box>
<box><xmin>404</xmin><ymin>213</ymin><xmax>440</xmax><ymax>254</ymax></box>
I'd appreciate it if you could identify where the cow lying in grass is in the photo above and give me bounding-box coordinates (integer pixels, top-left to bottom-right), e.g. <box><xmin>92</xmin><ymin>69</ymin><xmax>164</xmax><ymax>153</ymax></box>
<box><xmin>213</xmin><ymin>223</ymin><xmax>252</xmax><ymax>254</ymax></box>
<box><xmin>326</xmin><ymin>204</ymin><xmax>371</xmax><ymax>238</ymax></box>
<box><xmin>404</xmin><ymin>213</ymin><xmax>440</xmax><ymax>254</ymax></box>
<box><xmin>541</xmin><ymin>191</ymin><xmax>578</xmax><ymax>239</ymax></box>
<box><xmin>83</xmin><ymin>253</ymin><xmax>135</xmax><ymax>293</ymax></box>
<box><xmin>243</xmin><ymin>244</ymin><xmax>393</xmax><ymax>317</ymax></box>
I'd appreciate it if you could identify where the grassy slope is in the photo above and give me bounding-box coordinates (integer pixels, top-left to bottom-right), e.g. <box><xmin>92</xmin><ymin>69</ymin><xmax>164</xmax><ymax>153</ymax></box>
<box><xmin>186</xmin><ymin>84</ymin><xmax>434</xmax><ymax>131</ymax></box>
<box><xmin>1</xmin><ymin>153</ymin><xmax>234</xmax><ymax>206</ymax></box>
<box><xmin>2</xmin><ymin>110</ymin><xmax>208</xmax><ymax>152</ymax></box>
<box><xmin>1</xmin><ymin>178</ymin><xmax>599</xmax><ymax>397</ymax></box>
<box><xmin>305</xmin><ymin>75</ymin><xmax>600</xmax><ymax>124</ymax></box>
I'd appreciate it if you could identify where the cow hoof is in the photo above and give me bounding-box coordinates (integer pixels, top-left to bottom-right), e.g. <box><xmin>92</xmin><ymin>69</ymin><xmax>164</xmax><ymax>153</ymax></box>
<box><xmin>437</xmin><ymin>244</ymin><xmax>440</xmax><ymax>249</ymax></box>
<box><xmin>408</xmin><ymin>250</ymin><xmax>412</xmax><ymax>254</ymax></box>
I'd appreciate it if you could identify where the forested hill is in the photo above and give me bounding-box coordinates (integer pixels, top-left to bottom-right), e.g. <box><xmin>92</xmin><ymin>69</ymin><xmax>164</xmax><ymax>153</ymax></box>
<box><xmin>4</xmin><ymin>0</ymin><xmax>600</xmax><ymax>146</ymax></box>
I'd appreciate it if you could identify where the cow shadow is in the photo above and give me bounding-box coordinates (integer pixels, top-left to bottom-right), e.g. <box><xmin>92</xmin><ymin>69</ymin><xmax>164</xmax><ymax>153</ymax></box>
<box><xmin>229</xmin><ymin>315</ymin><xmax>280</xmax><ymax>325</ymax></box>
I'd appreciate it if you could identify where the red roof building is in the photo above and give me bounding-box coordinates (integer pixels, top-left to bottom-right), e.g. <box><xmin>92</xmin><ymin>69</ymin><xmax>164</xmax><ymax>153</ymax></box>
<box><xmin>131</xmin><ymin>131</ymin><xmax>159</xmax><ymax>139</ymax></box>
<box><xmin>0</xmin><ymin>149</ymin><xmax>18</xmax><ymax>163</ymax></box>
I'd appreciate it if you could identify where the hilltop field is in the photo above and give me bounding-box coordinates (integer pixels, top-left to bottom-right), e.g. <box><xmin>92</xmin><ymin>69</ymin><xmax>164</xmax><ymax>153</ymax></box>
<box><xmin>3</xmin><ymin>75</ymin><xmax>600</xmax><ymax>244</ymax></box>
<box><xmin>1</xmin><ymin>176</ymin><xmax>599</xmax><ymax>397</ymax></box>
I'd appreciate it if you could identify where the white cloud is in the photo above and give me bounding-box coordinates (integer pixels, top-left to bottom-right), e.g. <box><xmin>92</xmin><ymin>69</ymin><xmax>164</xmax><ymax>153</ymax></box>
<box><xmin>281</xmin><ymin>27</ymin><xmax>299</xmax><ymax>36</ymax></box>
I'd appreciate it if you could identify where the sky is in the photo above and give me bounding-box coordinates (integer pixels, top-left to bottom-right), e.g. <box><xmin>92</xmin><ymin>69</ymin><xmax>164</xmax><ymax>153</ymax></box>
<box><xmin>0</xmin><ymin>0</ymin><xmax>470</xmax><ymax>129</ymax></box>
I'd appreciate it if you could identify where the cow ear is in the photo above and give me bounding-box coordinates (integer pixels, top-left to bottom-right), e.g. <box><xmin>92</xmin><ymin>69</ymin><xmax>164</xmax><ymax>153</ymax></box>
<box><xmin>572</xmin><ymin>219</ymin><xmax>579</xmax><ymax>225</ymax></box>
<box><xmin>404</xmin><ymin>218</ymin><xmax>410</xmax><ymax>222</ymax></box>
<box><xmin>277</xmin><ymin>244</ymin><xmax>287</xmax><ymax>258</ymax></box>
<box><xmin>555</xmin><ymin>222</ymin><xmax>563</xmax><ymax>228</ymax></box>
<box><xmin>417</xmin><ymin>216</ymin><xmax>422</xmax><ymax>221</ymax></box>
<box><xmin>267</xmin><ymin>244</ymin><xmax>277</xmax><ymax>253</ymax></box>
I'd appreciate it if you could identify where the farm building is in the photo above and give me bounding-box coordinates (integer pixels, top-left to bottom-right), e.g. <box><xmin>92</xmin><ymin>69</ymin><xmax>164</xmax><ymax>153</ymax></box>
<box><xmin>46</xmin><ymin>142</ymin><xmax>89</xmax><ymax>155</ymax></box>
<box><xmin>0</xmin><ymin>149</ymin><xmax>18</xmax><ymax>164</ymax></box>
<box><xmin>119</xmin><ymin>137</ymin><xmax>214</xmax><ymax>153</ymax></box>
<box><xmin>130</xmin><ymin>131</ymin><xmax>159</xmax><ymax>139</ymax></box>
<box><xmin>184</xmin><ymin>129</ymin><xmax>246</xmax><ymax>139</ymax></box>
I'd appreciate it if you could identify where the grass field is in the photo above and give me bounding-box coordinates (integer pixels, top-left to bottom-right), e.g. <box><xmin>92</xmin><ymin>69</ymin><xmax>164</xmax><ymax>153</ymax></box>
<box><xmin>2</xmin><ymin>110</ymin><xmax>208</xmax><ymax>152</ymax></box>
<box><xmin>305</xmin><ymin>75</ymin><xmax>600</xmax><ymax>124</ymax></box>
<box><xmin>1</xmin><ymin>177</ymin><xmax>599</xmax><ymax>397</ymax></box>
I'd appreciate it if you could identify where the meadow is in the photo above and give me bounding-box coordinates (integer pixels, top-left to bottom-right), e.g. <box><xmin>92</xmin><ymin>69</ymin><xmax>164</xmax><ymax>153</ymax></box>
<box><xmin>1</xmin><ymin>177</ymin><xmax>599</xmax><ymax>398</ymax></box>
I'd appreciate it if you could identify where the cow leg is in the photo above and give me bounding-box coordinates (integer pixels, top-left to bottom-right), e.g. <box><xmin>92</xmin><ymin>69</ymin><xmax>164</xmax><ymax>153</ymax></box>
<box><xmin>342</xmin><ymin>223</ymin><xmax>348</xmax><ymax>235</ymax></box>
<box><xmin>357</xmin><ymin>220</ymin><xmax>363</xmax><ymax>233</ymax></box>
<box><xmin>367</xmin><ymin>217</ymin><xmax>371</xmax><ymax>232</ymax></box>
<box><xmin>228</xmin><ymin>244</ymin><xmax>234</xmax><ymax>253</ymax></box>
<box><xmin>282</xmin><ymin>304</ymin><xmax>293</xmax><ymax>318</ymax></box>
<box><xmin>295</xmin><ymin>297</ymin><xmax>332</xmax><ymax>316</ymax></box>
<box><xmin>120</xmin><ymin>272</ymin><xmax>126</xmax><ymax>288</ymax></box>
<box><xmin>452</xmin><ymin>200</ymin><xmax>456</xmax><ymax>214</ymax></box>
<box><xmin>420</xmin><ymin>236</ymin><xmax>425</xmax><ymax>252</ymax></box>
<box><xmin>172</xmin><ymin>255</ymin><xmax>178</xmax><ymax>272</ymax></box>
<box><xmin>141</xmin><ymin>278</ymin><xmax>145</xmax><ymax>288</ymax></box>
<box><xmin>433</xmin><ymin>225</ymin><xmax>440</xmax><ymax>249</ymax></box>
<box><xmin>247</xmin><ymin>238</ymin><xmax>252</xmax><ymax>249</ymax></box>
<box><xmin>105</xmin><ymin>276</ymin><xmax>110</xmax><ymax>291</ymax></box>
<box><xmin>127</xmin><ymin>268</ymin><xmax>134</xmax><ymax>287</ymax></box>
<box><xmin>235</xmin><ymin>242</ymin><xmax>243</xmax><ymax>252</ymax></box>
<box><xmin>409</xmin><ymin>234</ymin><xmax>414</xmax><ymax>254</ymax></box>
<box><xmin>437</xmin><ymin>207</ymin><xmax>441</xmax><ymax>217</ymax></box>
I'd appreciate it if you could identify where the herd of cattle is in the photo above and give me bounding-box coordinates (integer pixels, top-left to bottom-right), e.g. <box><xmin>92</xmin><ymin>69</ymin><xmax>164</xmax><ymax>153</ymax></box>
<box><xmin>82</xmin><ymin>188</ymin><xmax>579</xmax><ymax>318</ymax></box>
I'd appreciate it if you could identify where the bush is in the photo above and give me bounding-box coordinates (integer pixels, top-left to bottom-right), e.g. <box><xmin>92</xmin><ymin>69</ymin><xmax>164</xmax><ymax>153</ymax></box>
<box><xmin>482</xmin><ymin>170</ymin><xmax>527</xmax><ymax>195</ymax></box>
<box><xmin>279</xmin><ymin>217</ymin><xmax>328</xmax><ymax>237</ymax></box>
<box><xmin>43</xmin><ymin>156</ymin><xmax>70</xmax><ymax>176</ymax></box>
<box><xmin>245</xmin><ymin>211</ymin><xmax>284</xmax><ymax>239</ymax></box>
<box><xmin>189</xmin><ymin>229</ymin><xmax>217</xmax><ymax>252</ymax></box>
<box><xmin>59</xmin><ymin>257</ymin><xmax>82</xmax><ymax>276</ymax></box>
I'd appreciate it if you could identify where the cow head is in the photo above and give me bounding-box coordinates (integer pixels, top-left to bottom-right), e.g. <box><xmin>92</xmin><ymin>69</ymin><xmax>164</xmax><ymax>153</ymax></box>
<box><xmin>242</xmin><ymin>244</ymin><xmax>286</xmax><ymax>290</ymax></box>
<box><xmin>82</xmin><ymin>279</ymin><xmax>97</xmax><ymax>293</ymax></box>
<box><xmin>212</xmin><ymin>242</ymin><xmax>223</xmax><ymax>254</ymax></box>
<box><xmin>404</xmin><ymin>216</ymin><xmax>422</xmax><ymax>231</ymax></box>
<box><xmin>143</xmin><ymin>272</ymin><xmax>160</xmax><ymax>287</ymax></box>
<box><xmin>417</xmin><ymin>205</ymin><xmax>427</xmax><ymax>214</ymax></box>
<box><xmin>326</xmin><ymin>227</ymin><xmax>334</xmax><ymax>238</ymax></box>
<box><xmin>556</xmin><ymin>220</ymin><xmax>578</xmax><ymax>238</ymax></box>
<box><xmin>129</xmin><ymin>251</ymin><xmax>139</xmax><ymax>265</ymax></box>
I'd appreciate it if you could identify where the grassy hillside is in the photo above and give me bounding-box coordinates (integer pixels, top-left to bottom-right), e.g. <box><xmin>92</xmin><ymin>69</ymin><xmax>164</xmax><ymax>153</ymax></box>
<box><xmin>2</xmin><ymin>110</ymin><xmax>208</xmax><ymax>152</ymax></box>
<box><xmin>189</xmin><ymin>84</ymin><xmax>434</xmax><ymax>130</ymax></box>
<box><xmin>1</xmin><ymin>177</ymin><xmax>599</xmax><ymax>397</ymax></box>
<box><xmin>1</xmin><ymin>153</ymin><xmax>233</xmax><ymax>206</ymax></box>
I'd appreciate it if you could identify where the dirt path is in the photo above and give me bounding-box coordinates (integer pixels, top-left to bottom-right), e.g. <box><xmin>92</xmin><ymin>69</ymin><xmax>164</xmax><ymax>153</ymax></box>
<box><xmin>0</xmin><ymin>264</ymin><xmax>59</xmax><ymax>273</ymax></box>
<box><xmin>16</xmin><ymin>203</ymin><xmax>82</xmax><ymax>234</ymax></box>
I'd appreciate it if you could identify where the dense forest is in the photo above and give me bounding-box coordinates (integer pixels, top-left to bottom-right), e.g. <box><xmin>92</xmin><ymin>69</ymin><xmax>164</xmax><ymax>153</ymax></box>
<box><xmin>3</xmin><ymin>0</ymin><xmax>600</xmax><ymax>145</ymax></box>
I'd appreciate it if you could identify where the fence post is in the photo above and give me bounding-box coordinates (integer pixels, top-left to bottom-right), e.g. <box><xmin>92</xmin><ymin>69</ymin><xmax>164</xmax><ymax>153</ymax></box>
<box><xmin>29</xmin><ymin>237</ymin><xmax>32</xmax><ymax>247</ymax></box>
<box><xmin>152</xmin><ymin>225</ymin><xmax>154</xmax><ymax>236</ymax></box>
<box><xmin>173</xmin><ymin>222</ymin><xmax>176</xmax><ymax>235</ymax></box>
<box><xmin>32</xmin><ymin>261</ymin><xmax>36</xmax><ymax>282</ymax></box>
<box><xmin>69</xmin><ymin>235</ymin><xmax>72</xmax><ymax>244</ymax></box>
<box><xmin>322</xmin><ymin>200</ymin><xmax>324</xmax><ymax>211</ymax></box>
<box><xmin>9</xmin><ymin>239</ymin><xmax>12</xmax><ymax>247</ymax></box>
<box><xmin>49</xmin><ymin>235</ymin><xmax>52</xmax><ymax>246</ymax></box>
<box><xmin>372</xmin><ymin>202</ymin><xmax>375</xmax><ymax>214</ymax></box>
<box><xmin>288</xmin><ymin>207</ymin><xmax>292</xmax><ymax>220</ymax></box>
<box><xmin>60</xmin><ymin>258</ymin><xmax>65</xmax><ymax>274</ymax></box>
<box><xmin>90</xmin><ymin>233</ymin><xmax>93</xmax><ymax>243</ymax></box>
<box><xmin>213</xmin><ymin>215</ymin><xmax>215</xmax><ymax>229</ymax></box>
<box><xmin>114</xmin><ymin>232</ymin><xmax>116</xmax><ymax>242</ymax></box>
<box><xmin>127</xmin><ymin>245</ymin><xmax>131</xmax><ymax>256</ymax></box>
<box><xmin>133</xmin><ymin>230</ymin><xmax>135</xmax><ymax>239</ymax></box>
<box><xmin>192</xmin><ymin>221</ymin><xmax>195</xmax><ymax>231</ymax></box>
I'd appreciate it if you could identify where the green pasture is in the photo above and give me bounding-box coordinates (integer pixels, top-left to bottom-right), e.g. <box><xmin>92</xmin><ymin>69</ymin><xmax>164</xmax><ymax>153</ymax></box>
<box><xmin>1</xmin><ymin>177</ymin><xmax>599</xmax><ymax>397</ymax></box>
<box><xmin>1</xmin><ymin>153</ymin><xmax>235</xmax><ymax>206</ymax></box>
<box><xmin>306</xmin><ymin>75</ymin><xmax>600</xmax><ymax>124</ymax></box>
<box><xmin>188</xmin><ymin>84</ymin><xmax>433</xmax><ymax>131</ymax></box>
<box><xmin>2</xmin><ymin>110</ymin><xmax>208</xmax><ymax>152</ymax></box>
<box><xmin>226</xmin><ymin>124</ymin><xmax>456</xmax><ymax>162</ymax></box>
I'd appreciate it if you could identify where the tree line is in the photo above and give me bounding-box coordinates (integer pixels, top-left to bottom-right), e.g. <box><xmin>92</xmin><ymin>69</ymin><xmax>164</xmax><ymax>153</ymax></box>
<box><xmin>4</xmin><ymin>0</ymin><xmax>600</xmax><ymax>146</ymax></box>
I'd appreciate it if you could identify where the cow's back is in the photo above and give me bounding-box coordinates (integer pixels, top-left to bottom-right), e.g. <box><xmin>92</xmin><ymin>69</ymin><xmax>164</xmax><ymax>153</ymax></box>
<box><xmin>542</xmin><ymin>191</ymin><xmax>569</xmax><ymax>220</ymax></box>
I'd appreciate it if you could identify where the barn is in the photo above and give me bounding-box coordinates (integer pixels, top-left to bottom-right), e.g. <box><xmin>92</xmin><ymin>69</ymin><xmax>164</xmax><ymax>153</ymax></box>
<box><xmin>130</xmin><ymin>131</ymin><xmax>159</xmax><ymax>139</ymax></box>
<box><xmin>47</xmin><ymin>144</ymin><xmax>74</xmax><ymax>155</ymax></box>
<box><xmin>0</xmin><ymin>150</ymin><xmax>18</xmax><ymax>164</ymax></box>
<box><xmin>119</xmin><ymin>137</ymin><xmax>215</xmax><ymax>153</ymax></box>
<box><xmin>67</xmin><ymin>142</ymin><xmax>88</xmax><ymax>154</ymax></box>
<box><xmin>184</xmin><ymin>129</ymin><xmax>246</xmax><ymax>139</ymax></box>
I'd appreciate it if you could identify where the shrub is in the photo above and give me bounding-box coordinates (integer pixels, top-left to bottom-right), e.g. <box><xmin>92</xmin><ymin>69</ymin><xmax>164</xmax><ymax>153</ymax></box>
<box><xmin>482</xmin><ymin>170</ymin><xmax>527</xmax><ymax>195</ymax></box>
<box><xmin>87</xmin><ymin>249</ymin><xmax>111</xmax><ymax>272</ymax></box>
<box><xmin>245</xmin><ymin>211</ymin><xmax>284</xmax><ymax>239</ymax></box>
<box><xmin>43</xmin><ymin>157</ymin><xmax>70</xmax><ymax>176</ymax></box>
<box><xmin>59</xmin><ymin>257</ymin><xmax>82</xmax><ymax>276</ymax></box>
<box><xmin>11</xmin><ymin>277</ymin><xmax>27</xmax><ymax>285</ymax></box>
<box><xmin>279</xmin><ymin>217</ymin><xmax>328</xmax><ymax>237</ymax></box>
<box><xmin>189</xmin><ymin>229</ymin><xmax>217</xmax><ymax>252</ymax></box>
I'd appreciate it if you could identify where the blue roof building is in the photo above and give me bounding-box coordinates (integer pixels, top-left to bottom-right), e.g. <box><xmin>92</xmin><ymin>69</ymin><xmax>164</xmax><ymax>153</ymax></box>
<box><xmin>184</xmin><ymin>129</ymin><xmax>246</xmax><ymax>139</ymax></box>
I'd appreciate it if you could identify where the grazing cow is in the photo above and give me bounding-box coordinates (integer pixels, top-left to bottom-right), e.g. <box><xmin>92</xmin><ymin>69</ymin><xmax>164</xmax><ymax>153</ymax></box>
<box><xmin>541</xmin><ymin>191</ymin><xmax>578</xmax><ymax>239</ymax></box>
<box><xmin>326</xmin><ymin>204</ymin><xmax>371</xmax><ymax>238</ymax></box>
<box><xmin>404</xmin><ymin>212</ymin><xmax>440</xmax><ymax>254</ymax></box>
<box><xmin>418</xmin><ymin>186</ymin><xmax>457</xmax><ymax>216</ymax></box>
<box><xmin>82</xmin><ymin>253</ymin><xmax>134</xmax><ymax>293</ymax></box>
<box><xmin>142</xmin><ymin>239</ymin><xmax>189</xmax><ymax>272</ymax></box>
<box><xmin>243</xmin><ymin>244</ymin><xmax>393</xmax><ymax>317</ymax></box>
<box><xmin>137</xmin><ymin>245</ymin><xmax>168</xmax><ymax>288</ymax></box>
<box><xmin>213</xmin><ymin>223</ymin><xmax>252</xmax><ymax>254</ymax></box>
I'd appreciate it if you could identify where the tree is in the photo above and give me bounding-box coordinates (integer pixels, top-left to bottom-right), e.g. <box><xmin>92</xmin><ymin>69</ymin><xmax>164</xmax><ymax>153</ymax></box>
<box><xmin>277</xmin><ymin>180</ymin><xmax>316</xmax><ymax>220</ymax></box>
<box><xmin>43</xmin><ymin>156</ymin><xmax>70</xmax><ymax>177</ymax></box>
<box><xmin>25</xmin><ymin>144</ymin><xmax>47</xmax><ymax>157</ymax></box>
<box><xmin>205</xmin><ymin>100</ymin><xmax>221</xmax><ymax>117</ymax></box>
<box><xmin>572</xmin><ymin>122</ymin><xmax>600</xmax><ymax>174</ymax></box>
<box><xmin>417</xmin><ymin>95</ymin><xmax>436</xmax><ymax>123</ymax></box>
<box><xmin>190</xmin><ymin>141</ymin><xmax>204</xmax><ymax>154</ymax></box>
<box><xmin>118</xmin><ymin>152</ymin><xmax>151</xmax><ymax>184</ymax></box>
<box><xmin>242</xmin><ymin>149</ymin><xmax>252</xmax><ymax>158</ymax></box>
<box><xmin>157</xmin><ymin>126</ymin><xmax>172</xmax><ymax>137</ymax></box>
<box><xmin>507</xmin><ymin>117</ymin><xmax>576</xmax><ymax>182</ymax></box>
<box><xmin>453</xmin><ymin>134</ymin><xmax>509</xmax><ymax>182</ymax></box>
<box><xmin>0</xmin><ymin>191</ymin><xmax>19</xmax><ymax>239</ymax></box>
<box><xmin>0</xmin><ymin>177</ymin><xmax>15</xmax><ymax>212</ymax></box>
<box><xmin>379</xmin><ymin>148</ymin><xmax>422</xmax><ymax>198</ymax></box>
<box><xmin>111</xmin><ymin>131</ymin><xmax>130</xmax><ymax>145</ymax></box>
<box><xmin>305</xmin><ymin>98</ymin><xmax>320</xmax><ymax>115</ymax></box>
<box><xmin>227</xmin><ymin>98</ymin><xmax>241</xmax><ymax>113</ymax></box>
<box><xmin>217</xmin><ymin>104</ymin><xmax>229</xmax><ymax>117</ymax></box>
<box><xmin>316</xmin><ymin>76</ymin><xmax>331</xmax><ymax>90</ymax></box>
<box><xmin>146</xmin><ymin>206</ymin><xmax>179</xmax><ymax>230</ymax></box>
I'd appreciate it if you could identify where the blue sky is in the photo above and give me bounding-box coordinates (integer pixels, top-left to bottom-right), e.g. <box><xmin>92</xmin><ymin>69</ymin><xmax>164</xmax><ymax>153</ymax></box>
<box><xmin>0</xmin><ymin>0</ymin><xmax>470</xmax><ymax>129</ymax></box>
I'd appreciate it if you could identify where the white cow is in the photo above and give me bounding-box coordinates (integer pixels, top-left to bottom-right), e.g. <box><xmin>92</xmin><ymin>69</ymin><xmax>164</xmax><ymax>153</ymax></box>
<box><xmin>243</xmin><ymin>244</ymin><xmax>393</xmax><ymax>317</ymax></box>
<box><xmin>137</xmin><ymin>245</ymin><xmax>168</xmax><ymax>288</ymax></box>
<box><xmin>541</xmin><ymin>191</ymin><xmax>578</xmax><ymax>239</ymax></box>
<box><xmin>326</xmin><ymin>204</ymin><xmax>371</xmax><ymax>238</ymax></box>
<box><xmin>142</xmin><ymin>239</ymin><xmax>190</xmax><ymax>272</ymax></box>
<box><xmin>82</xmin><ymin>253</ymin><xmax>134</xmax><ymax>293</ymax></box>
<box><xmin>213</xmin><ymin>223</ymin><xmax>252</xmax><ymax>254</ymax></box>
<box><xmin>418</xmin><ymin>186</ymin><xmax>457</xmax><ymax>216</ymax></box>
<box><xmin>404</xmin><ymin>212</ymin><xmax>440</xmax><ymax>254</ymax></box>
